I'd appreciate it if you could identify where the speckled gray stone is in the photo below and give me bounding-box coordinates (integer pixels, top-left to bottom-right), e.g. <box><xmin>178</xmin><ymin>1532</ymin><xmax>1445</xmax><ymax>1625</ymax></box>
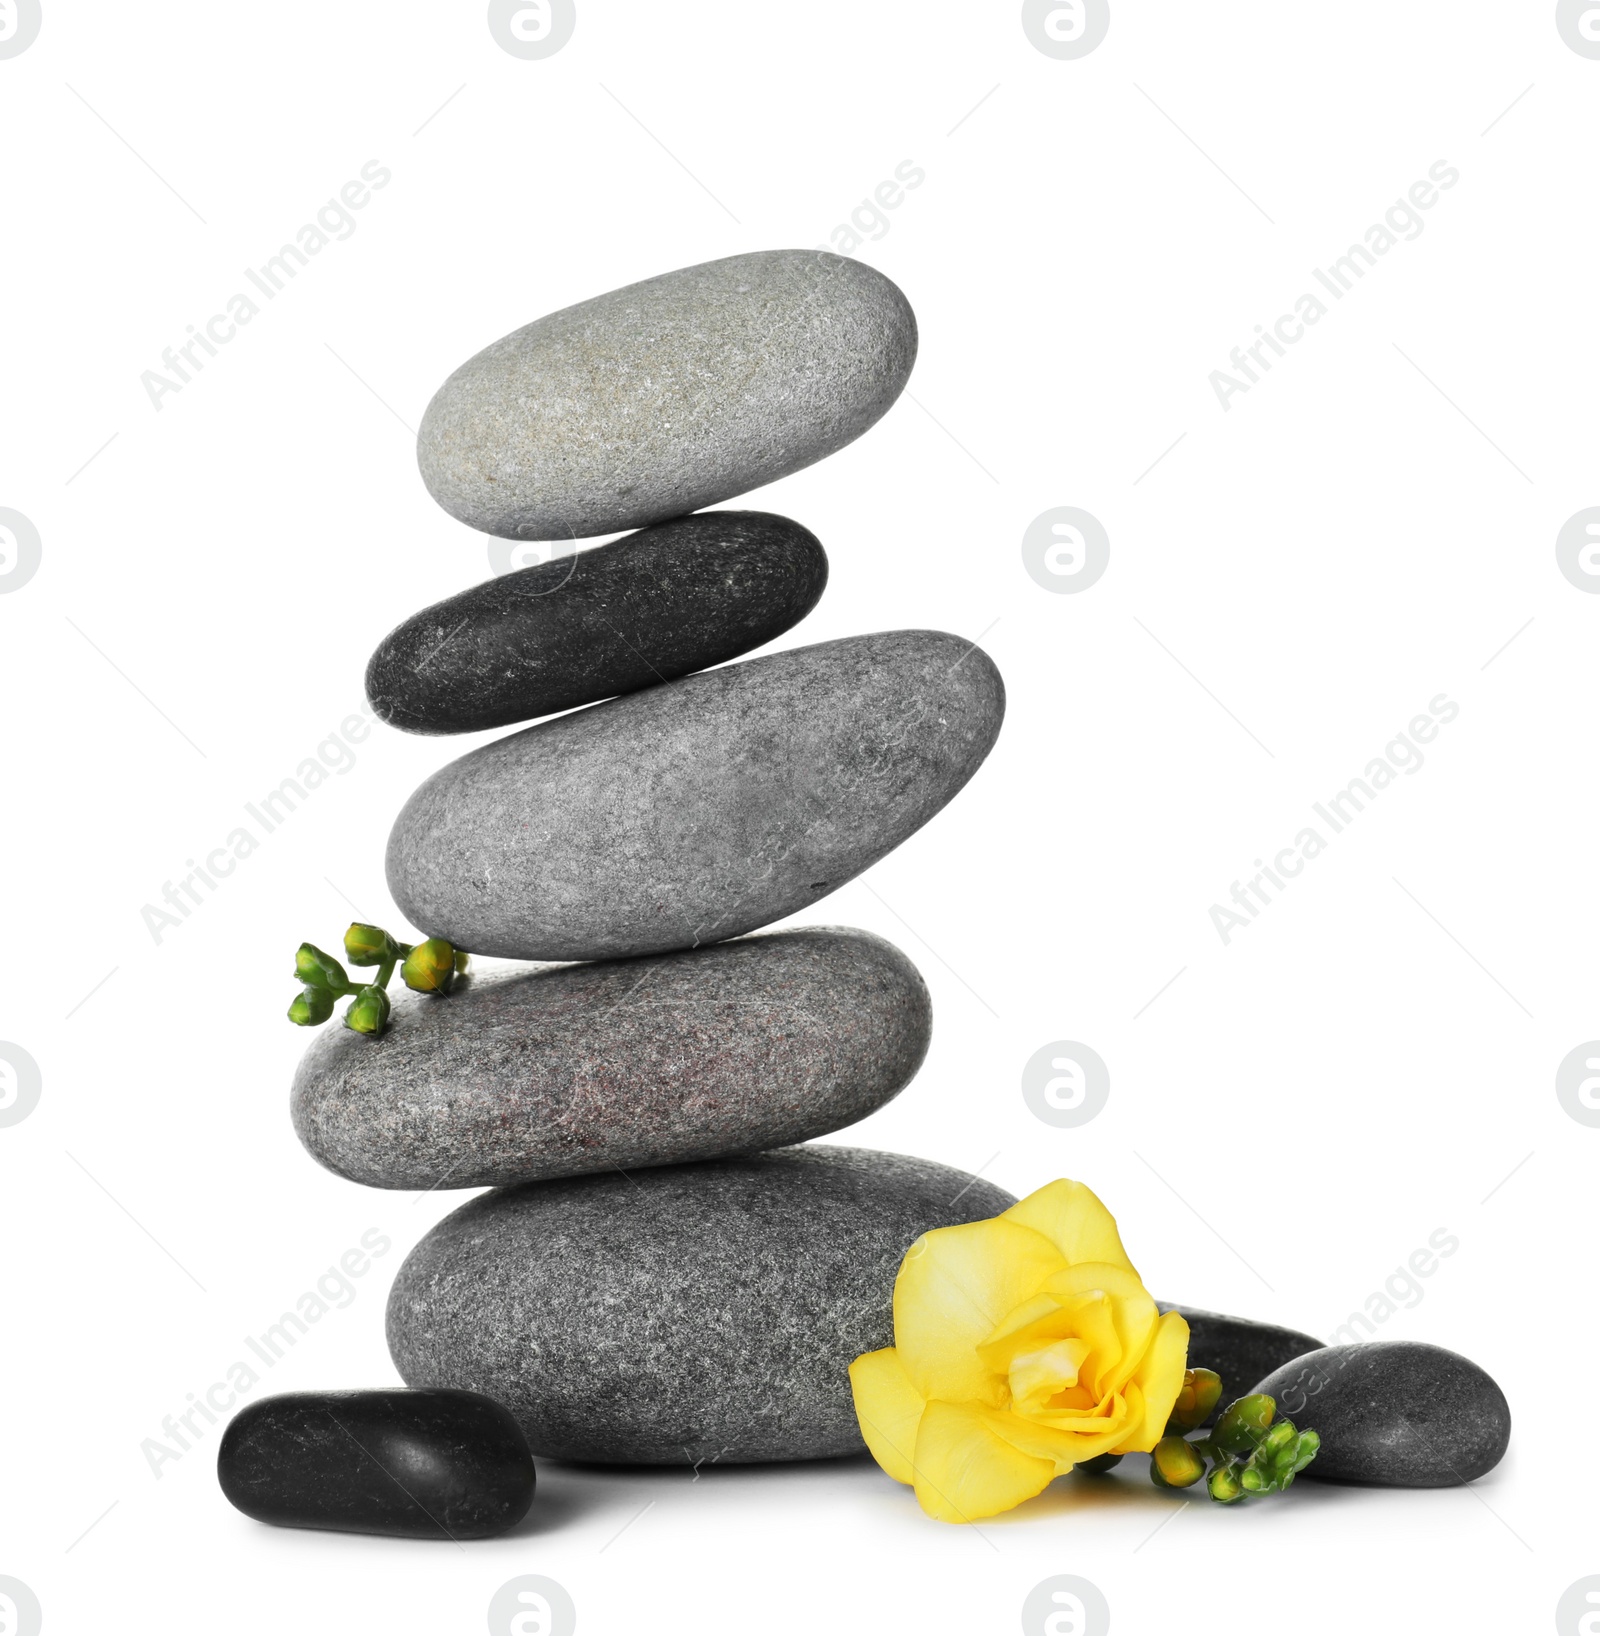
<box><xmin>290</xmin><ymin>928</ymin><xmax>930</xmax><ymax>1191</ymax></box>
<box><xmin>386</xmin><ymin>630</ymin><xmax>1005</xmax><ymax>962</ymax></box>
<box><xmin>365</xmin><ymin>511</ymin><xmax>829</xmax><ymax>736</ymax></box>
<box><xmin>1156</xmin><ymin>1304</ymin><xmax>1324</xmax><ymax>1425</ymax></box>
<box><xmin>417</xmin><ymin>251</ymin><xmax>917</xmax><ymax>541</ymax></box>
<box><xmin>1250</xmin><ymin>1341</ymin><xmax>1511</xmax><ymax>1486</ymax></box>
<box><xmin>386</xmin><ymin>1145</ymin><xmax>1016</xmax><ymax>1464</ymax></box>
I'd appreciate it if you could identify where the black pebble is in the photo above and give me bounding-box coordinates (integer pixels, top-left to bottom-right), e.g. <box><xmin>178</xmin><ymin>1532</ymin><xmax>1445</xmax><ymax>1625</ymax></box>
<box><xmin>217</xmin><ymin>1389</ymin><xmax>535</xmax><ymax>1539</ymax></box>
<box><xmin>1158</xmin><ymin>1303</ymin><xmax>1324</xmax><ymax>1425</ymax></box>
<box><xmin>1250</xmin><ymin>1341</ymin><xmax>1511</xmax><ymax>1486</ymax></box>
<box><xmin>366</xmin><ymin>510</ymin><xmax>828</xmax><ymax>734</ymax></box>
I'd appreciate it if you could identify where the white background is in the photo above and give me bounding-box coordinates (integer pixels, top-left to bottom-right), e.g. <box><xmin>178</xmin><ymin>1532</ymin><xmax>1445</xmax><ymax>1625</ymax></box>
<box><xmin>3</xmin><ymin>2</ymin><xmax>1597</xmax><ymax>1632</ymax></box>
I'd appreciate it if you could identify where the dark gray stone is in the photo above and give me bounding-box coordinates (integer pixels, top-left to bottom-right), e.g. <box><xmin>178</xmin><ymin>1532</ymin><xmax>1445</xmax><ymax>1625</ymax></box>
<box><xmin>1156</xmin><ymin>1304</ymin><xmax>1324</xmax><ymax>1426</ymax></box>
<box><xmin>417</xmin><ymin>250</ymin><xmax>918</xmax><ymax>540</ymax></box>
<box><xmin>216</xmin><ymin>1389</ymin><xmax>535</xmax><ymax>1539</ymax></box>
<box><xmin>386</xmin><ymin>1145</ymin><xmax>1016</xmax><ymax>1464</ymax></box>
<box><xmin>1250</xmin><ymin>1341</ymin><xmax>1511</xmax><ymax>1486</ymax></box>
<box><xmin>386</xmin><ymin>630</ymin><xmax>1005</xmax><ymax>962</ymax></box>
<box><xmin>291</xmin><ymin>927</ymin><xmax>930</xmax><ymax>1191</ymax></box>
<box><xmin>365</xmin><ymin>511</ymin><xmax>829</xmax><ymax>736</ymax></box>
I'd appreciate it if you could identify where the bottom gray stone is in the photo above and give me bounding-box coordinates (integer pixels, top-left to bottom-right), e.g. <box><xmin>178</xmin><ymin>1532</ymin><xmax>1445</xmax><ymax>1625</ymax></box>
<box><xmin>386</xmin><ymin>1145</ymin><xmax>1016</xmax><ymax>1464</ymax></box>
<box><xmin>1250</xmin><ymin>1340</ymin><xmax>1511</xmax><ymax>1486</ymax></box>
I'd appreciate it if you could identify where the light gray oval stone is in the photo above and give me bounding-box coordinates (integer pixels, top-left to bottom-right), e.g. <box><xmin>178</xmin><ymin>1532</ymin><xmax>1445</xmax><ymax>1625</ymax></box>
<box><xmin>386</xmin><ymin>630</ymin><xmax>1005</xmax><ymax>962</ymax></box>
<box><xmin>386</xmin><ymin>1145</ymin><xmax>1017</xmax><ymax>1464</ymax></box>
<box><xmin>417</xmin><ymin>250</ymin><xmax>919</xmax><ymax>540</ymax></box>
<box><xmin>291</xmin><ymin>928</ymin><xmax>931</xmax><ymax>1191</ymax></box>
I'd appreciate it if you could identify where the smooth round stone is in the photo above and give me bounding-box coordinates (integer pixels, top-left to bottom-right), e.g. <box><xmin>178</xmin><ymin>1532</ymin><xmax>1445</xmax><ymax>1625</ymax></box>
<box><xmin>365</xmin><ymin>511</ymin><xmax>829</xmax><ymax>736</ymax></box>
<box><xmin>291</xmin><ymin>927</ymin><xmax>931</xmax><ymax>1191</ymax></box>
<box><xmin>386</xmin><ymin>1145</ymin><xmax>1016</xmax><ymax>1465</ymax></box>
<box><xmin>217</xmin><ymin>1389</ymin><xmax>535</xmax><ymax>1539</ymax></box>
<box><xmin>417</xmin><ymin>250</ymin><xmax>917</xmax><ymax>541</ymax></box>
<box><xmin>1250</xmin><ymin>1341</ymin><xmax>1511</xmax><ymax>1486</ymax></box>
<box><xmin>1157</xmin><ymin>1304</ymin><xmax>1324</xmax><ymax>1425</ymax></box>
<box><xmin>386</xmin><ymin>630</ymin><xmax>1005</xmax><ymax>962</ymax></box>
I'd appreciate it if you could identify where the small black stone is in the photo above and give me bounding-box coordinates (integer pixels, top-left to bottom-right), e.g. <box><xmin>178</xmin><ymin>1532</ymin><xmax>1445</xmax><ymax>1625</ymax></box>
<box><xmin>1249</xmin><ymin>1341</ymin><xmax>1511</xmax><ymax>1487</ymax></box>
<box><xmin>1157</xmin><ymin>1304</ymin><xmax>1324</xmax><ymax>1425</ymax></box>
<box><xmin>365</xmin><ymin>510</ymin><xmax>828</xmax><ymax>734</ymax></box>
<box><xmin>217</xmin><ymin>1389</ymin><xmax>535</xmax><ymax>1539</ymax></box>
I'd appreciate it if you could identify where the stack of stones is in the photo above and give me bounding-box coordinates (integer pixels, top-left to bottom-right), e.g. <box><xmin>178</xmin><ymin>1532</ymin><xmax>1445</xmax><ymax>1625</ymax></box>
<box><xmin>271</xmin><ymin>250</ymin><xmax>1515</xmax><ymax>1506</ymax></box>
<box><xmin>290</xmin><ymin>250</ymin><xmax>1018</xmax><ymax>1466</ymax></box>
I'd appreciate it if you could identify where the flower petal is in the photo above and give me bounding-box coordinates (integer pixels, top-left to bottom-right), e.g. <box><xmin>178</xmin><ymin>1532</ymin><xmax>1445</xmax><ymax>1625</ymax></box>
<box><xmin>1007</xmin><ymin>1337</ymin><xmax>1092</xmax><ymax>1413</ymax></box>
<box><xmin>1000</xmin><ymin>1179</ymin><xmax>1137</xmax><ymax>1273</ymax></box>
<box><xmin>894</xmin><ymin>1218</ymin><xmax>1066</xmax><ymax>1402</ymax></box>
<box><xmin>987</xmin><ymin>1400</ymin><xmax>1132</xmax><ymax>1469</ymax></box>
<box><xmin>980</xmin><ymin>1286</ymin><xmax>1128</xmax><ymax>1394</ymax></box>
<box><xmin>1036</xmin><ymin>1264</ymin><xmax>1159</xmax><ymax>1397</ymax></box>
<box><xmin>849</xmin><ymin>1347</ymin><xmax>927</xmax><ymax>1487</ymax></box>
<box><xmin>911</xmin><ymin>1400</ymin><xmax>1057</xmax><ymax>1522</ymax></box>
<box><xmin>1110</xmin><ymin>1309</ymin><xmax>1191</xmax><ymax>1453</ymax></box>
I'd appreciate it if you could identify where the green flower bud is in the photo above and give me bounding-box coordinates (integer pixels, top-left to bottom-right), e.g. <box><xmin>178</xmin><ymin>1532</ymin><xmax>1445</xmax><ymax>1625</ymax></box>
<box><xmin>1149</xmin><ymin>1436</ymin><xmax>1206</xmax><ymax>1490</ymax></box>
<box><xmin>1208</xmin><ymin>1461</ymin><xmax>1245</xmax><ymax>1504</ymax></box>
<box><xmin>1260</xmin><ymin>1425</ymin><xmax>1320</xmax><ymax>1491</ymax></box>
<box><xmin>1168</xmin><ymin>1367</ymin><xmax>1225</xmax><ymax>1433</ymax></box>
<box><xmin>1226</xmin><ymin>1417</ymin><xmax>1322</xmax><ymax>1498</ymax></box>
<box><xmin>295</xmin><ymin>942</ymin><xmax>349</xmax><ymax>991</ymax></box>
<box><xmin>1213</xmin><ymin>1394</ymin><xmax>1276</xmax><ymax>1457</ymax></box>
<box><xmin>343</xmin><ymin>923</ymin><xmax>398</xmax><ymax>968</ymax></box>
<box><xmin>1290</xmin><ymin>1428</ymin><xmax>1320</xmax><ymax>1473</ymax></box>
<box><xmin>1078</xmin><ymin>1453</ymin><xmax>1123</xmax><ymax>1475</ymax></box>
<box><xmin>288</xmin><ymin>985</ymin><xmax>336</xmax><ymax>1027</ymax></box>
<box><xmin>402</xmin><ymin>938</ymin><xmax>459</xmax><ymax>995</ymax></box>
<box><xmin>344</xmin><ymin>984</ymin><xmax>392</xmax><ymax>1036</ymax></box>
<box><xmin>454</xmin><ymin>949</ymin><xmax>471</xmax><ymax>978</ymax></box>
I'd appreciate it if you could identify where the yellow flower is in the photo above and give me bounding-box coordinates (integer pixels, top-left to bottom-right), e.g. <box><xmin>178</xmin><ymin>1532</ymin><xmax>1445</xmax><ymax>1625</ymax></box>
<box><xmin>849</xmin><ymin>1179</ymin><xmax>1190</xmax><ymax>1522</ymax></box>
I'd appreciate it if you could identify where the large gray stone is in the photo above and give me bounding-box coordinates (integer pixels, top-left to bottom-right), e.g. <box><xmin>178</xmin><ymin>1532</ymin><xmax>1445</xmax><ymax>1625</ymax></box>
<box><xmin>1250</xmin><ymin>1341</ymin><xmax>1511</xmax><ymax>1487</ymax></box>
<box><xmin>364</xmin><ymin>511</ymin><xmax>829</xmax><ymax>736</ymax></box>
<box><xmin>417</xmin><ymin>250</ymin><xmax>918</xmax><ymax>540</ymax></box>
<box><xmin>291</xmin><ymin>928</ymin><xmax>930</xmax><ymax>1191</ymax></box>
<box><xmin>386</xmin><ymin>630</ymin><xmax>1005</xmax><ymax>962</ymax></box>
<box><xmin>386</xmin><ymin>1145</ymin><xmax>1016</xmax><ymax>1464</ymax></box>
